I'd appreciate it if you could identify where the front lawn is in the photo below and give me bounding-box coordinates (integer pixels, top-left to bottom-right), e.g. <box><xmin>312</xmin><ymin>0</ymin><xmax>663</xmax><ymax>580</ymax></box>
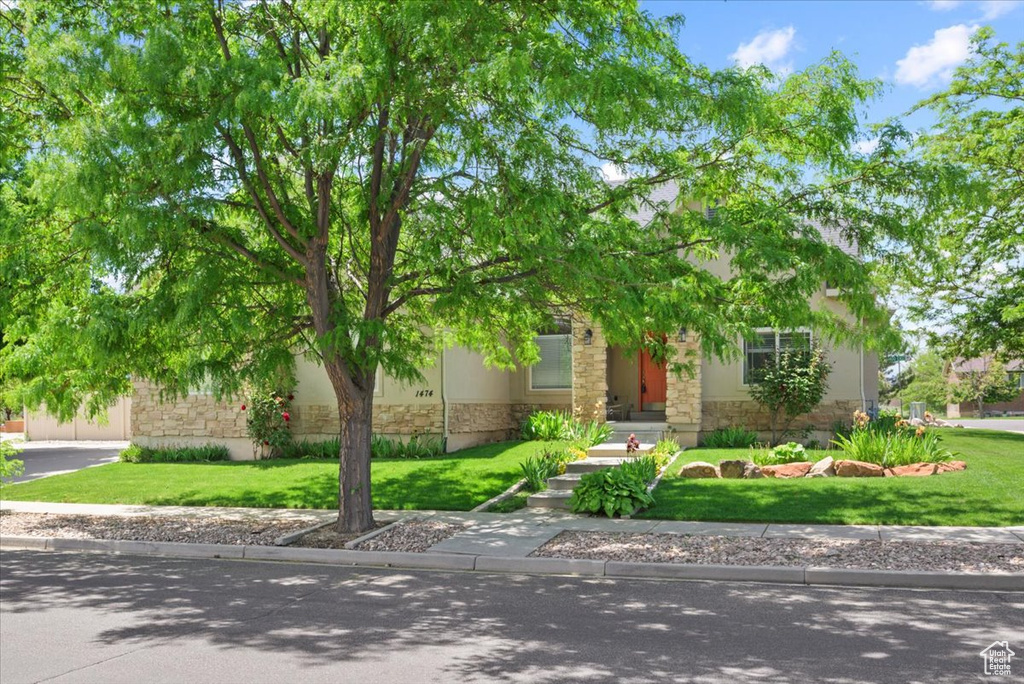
<box><xmin>1</xmin><ymin>441</ymin><xmax>556</xmax><ymax>511</ymax></box>
<box><xmin>638</xmin><ymin>430</ymin><xmax>1024</xmax><ymax>527</ymax></box>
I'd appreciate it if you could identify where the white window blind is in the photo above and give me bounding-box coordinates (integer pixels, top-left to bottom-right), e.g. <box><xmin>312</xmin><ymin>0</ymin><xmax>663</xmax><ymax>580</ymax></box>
<box><xmin>531</xmin><ymin>335</ymin><xmax>572</xmax><ymax>390</ymax></box>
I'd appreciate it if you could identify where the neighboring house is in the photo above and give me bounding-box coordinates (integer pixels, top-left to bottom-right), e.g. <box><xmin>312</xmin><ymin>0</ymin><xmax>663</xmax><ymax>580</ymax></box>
<box><xmin>131</xmin><ymin>185</ymin><xmax>878</xmax><ymax>458</ymax></box>
<box><xmin>946</xmin><ymin>357</ymin><xmax>1024</xmax><ymax>418</ymax></box>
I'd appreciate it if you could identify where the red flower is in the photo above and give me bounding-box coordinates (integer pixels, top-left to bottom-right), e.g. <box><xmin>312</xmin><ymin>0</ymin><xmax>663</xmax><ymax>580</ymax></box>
<box><xmin>241</xmin><ymin>405</ymin><xmax>246</xmax><ymax>411</ymax></box>
<box><xmin>282</xmin><ymin>412</ymin><xmax>290</xmax><ymax>422</ymax></box>
<box><xmin>287</xmin><ymin>394</ymin><xmax>294</xmax><ymax>401</ymax></box>
<box><xmin>263</xmin><ymin>440</ymin><xmax>269</xmax><ymax>445</ymax></box>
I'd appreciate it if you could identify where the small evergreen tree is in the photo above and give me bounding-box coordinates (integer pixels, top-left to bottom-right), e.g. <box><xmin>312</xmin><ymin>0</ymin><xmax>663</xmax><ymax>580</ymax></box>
<box><xmin>748</xmin><ymin>349</ymin><xmax>832</xmax><ymax>445</ymax></box>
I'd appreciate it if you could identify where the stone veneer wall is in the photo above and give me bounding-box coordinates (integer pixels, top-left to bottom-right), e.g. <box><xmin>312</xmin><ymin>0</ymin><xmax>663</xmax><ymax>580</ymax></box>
<box><xmin>131</xmin><ymin>382</ymin><xmax>246</xmax><ymax>439</ymax></box>
<box><xmin>291</xmin><ymin>404</ymin><xmax>444</xmax><ymax>436</ymax></box>
<box><xmin>665</xmin><ymin>336</ymin><xmax>702</xmax><ymax>427</ymax></box>
<box><xmin>701</xmin><ymin>399</ymin><xmax>863</xmax><ymax>432</ymax></box>
<box><xmin>571</xmin><ymin>318</ymin><xmax>607</xmax><ymax>422</ymax></box>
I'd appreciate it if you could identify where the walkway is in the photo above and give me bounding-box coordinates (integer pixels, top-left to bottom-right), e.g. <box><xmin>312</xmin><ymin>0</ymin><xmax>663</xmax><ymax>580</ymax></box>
<box><xmin>3</xmin><ymin>501</ymin><xmax>1022</xmax><ymax>554</ymax></box>
<box><xmin>3</xmin><ymin>441</ymin><xmax>127</xmax><ymax>484</ymax></box>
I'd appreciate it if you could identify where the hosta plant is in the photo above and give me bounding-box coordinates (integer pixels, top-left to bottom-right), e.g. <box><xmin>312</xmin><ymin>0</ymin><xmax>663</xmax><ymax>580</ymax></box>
<box><xmin>569</xmin><ymin>467</ymin><xmax>655</xmax><ymax>518</ymax></box>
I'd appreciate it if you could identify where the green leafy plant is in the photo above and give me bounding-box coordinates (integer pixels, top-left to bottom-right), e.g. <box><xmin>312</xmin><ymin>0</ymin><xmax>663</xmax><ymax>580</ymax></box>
<box><xmin>369</xmin><ymin>434</ymin><xmax>444</xmax><ymax>459</ymax></box>
<box><xmin>521</xmin><ymin>411</ymin><xmax>612</xmax><ymax>447</ymax></box>
<box><xmin>750</xmin><ymin>442</ymin><xmax>810</xmax><ymax>466</ymax></box>
<box><xmin>0</xmin><ymin>438</ymin><xmax>26</xmax><ymax>486</ymax></box>
<box><xmin>569</xmin><ymin>467</ymin><xmax>655</xmax><ymax>518</ymax></box>
<box><xmin>281</xmin><ymin>438</ymin><xmax>340</xmax><ymax>459</ymax></box>
<box><xmin>701</xmin><ymin>427</ymin><xmax>758</xmax><ymax>448</ymax></box>
<box><xmin>649</xmin><ymin>439</ymin><xmax>678</xmax><ymax>469</ymax></box>
<box><xmin>118</xmin><ymin>443</ymin><xmax>230</xmax><ymax>463</ymax></box>
<box><xmin>832</xmin><ymin>429</ymin><xmax>955</xmax><ymax>467</ymax></box>
<box><xmin>520</xmin><ymin>454</ymin><xmax>561</xmax><ymax>492</ymax></box>
<box><xmin>747</xmin><ymin>349</ymin><xmax>832</xmax><ymax>445</ymax></box>
<box><xmin>243</xmin><ymin>393</ymin><xmax>293</xmax><ymax>459</ymax></box>
<box><xmin>621</xmin><ymin>454</ymin><xmax>659</xmax><ymax>484</ymax></box>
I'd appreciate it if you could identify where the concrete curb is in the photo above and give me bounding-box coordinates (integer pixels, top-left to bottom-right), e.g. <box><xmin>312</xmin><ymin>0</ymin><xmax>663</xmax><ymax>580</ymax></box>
<box><xmin>275</xmin><ymin>519</ymin><xmax>335</xmax><ymax>547</ymax></box>
<box><xmin>343</xmin><ymin>519</ymin><xmax>404</xmax><ymax>549</ymax></box>
<box><xmin>3</xmin><ymin>535</ymin><xmax>1022</xmax><ymax>591</ymax></box>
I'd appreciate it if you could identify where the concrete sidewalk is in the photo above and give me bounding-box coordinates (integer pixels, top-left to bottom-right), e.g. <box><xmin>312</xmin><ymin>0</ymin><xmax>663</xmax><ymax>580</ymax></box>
<box><xmin>4</xmin><ymin>500</ymin><xmax>1023</xmax><ymax>551</ymax></box>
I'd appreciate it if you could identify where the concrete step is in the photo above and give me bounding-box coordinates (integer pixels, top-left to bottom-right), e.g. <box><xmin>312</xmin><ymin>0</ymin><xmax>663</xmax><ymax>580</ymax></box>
<box><xmin>547</xmin><ymin>473</ymin><xmax>583</xmax><ymax>490</ymax></box>
<box><xmin>586</xmin><ymin>443</ymin><xmax>654</xmax><ymax>458</ymax></box>
<box><xmin>526</xmin><ymin>489</ymin><xmax>573</xmax><ymax>509</ymax></box>
<box><xmin>566</xmin><ymin>456</ymin><xmax>632</xmax><ymax>473</ymax></box>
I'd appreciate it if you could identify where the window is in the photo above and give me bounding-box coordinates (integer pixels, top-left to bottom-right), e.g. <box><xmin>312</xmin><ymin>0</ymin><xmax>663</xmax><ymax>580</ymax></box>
<box><xmin>743</xmin><ymin>329</ymin><xmax>812</xmax><ymax>384</ymax></box>
<box><xmin>531</xmin><ymin>320</ymin><xmax>572</xmax><ymax>390</ymax></box>
<box><xmin>1009</xmin><ymin>372</ymin><xmax>1024</xmax><ymax>391</ymax></box>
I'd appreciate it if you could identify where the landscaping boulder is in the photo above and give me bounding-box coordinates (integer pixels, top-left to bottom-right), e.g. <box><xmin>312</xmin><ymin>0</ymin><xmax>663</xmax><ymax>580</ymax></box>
<box><xmin>834</xmin><ymin>460</ymin><xmax>884</xmax><ymax>477</ymax></box>
<box><xmin>806</xmin><ymin>456</ymin><xmax>835</xmax><ymax>478</ymax></box>
<box><xmin>937</xmin><ymin>460</ymin><xmax>968</xmax><ymax>473</ymax></box>
<box><xmin>719</xmin><ymin>460</ymin><xmax>749</xmax><ymax>479</ymax></box>
<box><xmin>678</xmin><ymin>461</ymin><xmax>720</xmax><ymax>478</ymax></box>
<box><xmin>888</xmin><ymin>463</ymin><xmax>938</xmax><ymax>477</ymax></box>
<box><xmin>742</xmin><ymin>463</ymin><xmax>764</xmax><ymax>479</ymax></box>
<box><xmin>760</xmin><ymin>462</ymin><xmax>813</xmax><ymax>479</ymax></box>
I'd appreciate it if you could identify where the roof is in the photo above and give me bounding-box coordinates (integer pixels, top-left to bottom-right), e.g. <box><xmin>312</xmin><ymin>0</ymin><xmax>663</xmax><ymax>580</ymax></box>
<box><xmin>953</xmin><ymin>357</ymin><xmax>1024</xmax><ymax>373</ymax></box>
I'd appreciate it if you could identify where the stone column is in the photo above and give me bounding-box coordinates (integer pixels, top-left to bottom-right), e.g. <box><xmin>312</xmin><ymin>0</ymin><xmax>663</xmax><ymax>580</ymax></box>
<box><xmin>571</xmin><ymin>318</ymin><xmax>607</xmax><ymax>422</ymax></box>
<box><xmin>665</xmin><ymin>334</ymin><xmax>702</xmax><ymax>446</ymax></box>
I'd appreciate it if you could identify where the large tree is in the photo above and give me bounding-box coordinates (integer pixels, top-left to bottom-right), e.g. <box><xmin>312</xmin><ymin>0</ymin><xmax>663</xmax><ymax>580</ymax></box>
<box><xmin>903</xmin><ymin>28</ymin><xmax>1024</xmax><ymax>361</ymax></box>
<box><xmin>2</xmin><ymin>1</ymin><xmax>920</xmax><ymax>531</ymax></box>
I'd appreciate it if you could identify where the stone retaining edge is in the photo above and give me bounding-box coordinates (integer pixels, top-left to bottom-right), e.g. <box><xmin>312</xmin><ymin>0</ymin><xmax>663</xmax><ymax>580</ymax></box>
<box><xmin>2</xmin><ymin>535</ymin><xmax>1022</xmax><ymax>591</ymax></box>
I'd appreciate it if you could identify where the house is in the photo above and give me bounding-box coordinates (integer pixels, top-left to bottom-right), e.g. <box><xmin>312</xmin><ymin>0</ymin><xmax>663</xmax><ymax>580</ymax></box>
<box><xmin>946</xmin><ymin>357</ymin><xmax>1024</xmax><ymax>417</ymax></box>
<box><xmin>130</xmin><ymin>186</ymin><xmax>878</xmax><ymax>458</ymax></box>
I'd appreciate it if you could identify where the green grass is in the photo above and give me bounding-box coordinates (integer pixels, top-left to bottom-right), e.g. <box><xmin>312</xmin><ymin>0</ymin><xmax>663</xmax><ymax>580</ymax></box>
<box><xmin>638</xmin><ymin>430</ymin><xmax>1024</xmax><ymax>527</ymax></box>
<box><xmin>1</xmin><ymin>441</ymin><xmax>560</xmax><ymax>511</ymax></box>
<box><xmin>487</xmin><ymin>490</ymin><xmax>531</xmax><ymax>513</ymax></box>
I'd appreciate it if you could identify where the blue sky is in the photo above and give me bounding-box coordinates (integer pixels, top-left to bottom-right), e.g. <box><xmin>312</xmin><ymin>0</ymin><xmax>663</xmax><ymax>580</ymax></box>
<box><xmin>643</xmin><ymin>0</ymin><xmax>1024</xmax><ymax>144</ymax></box>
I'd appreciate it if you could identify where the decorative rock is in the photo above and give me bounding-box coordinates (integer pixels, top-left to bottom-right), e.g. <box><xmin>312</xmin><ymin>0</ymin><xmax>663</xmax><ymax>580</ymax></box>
<box><xmin>834</xmin><ymin>460</ymin><xmax>885</xmax><ymax>477</ymax></box>
<box><xmin>760</xmin><ymin>462</ymin><xmax>813</xmax><ymax>479</ymax></box>
<box><xmin>806</xmin><ymin>456</ymin><xmax>835</xmax><ymax>478</ymax></box>
<box><xmin>937</xmin><ymin>460</ymin><xmax>967</xmax><ymax>473</ymax></box>
<box><xmin>742</xmin><ymin>463</ymin><xmax>764</xmax><ymax>479</ymax></box>
<box><xmin>678</xmin><ymin>461</ymin><xmax>720</xmax><ymax>478</ymax></box>
<box><xmin>890</xmin><ymin>463</ymin><xmax>938</xmax><ymax>477</ymax></box>
<box><xmin>719</xmin><ymin>460</ymin><xmax>750</xmax><ymax>479</ymax></box>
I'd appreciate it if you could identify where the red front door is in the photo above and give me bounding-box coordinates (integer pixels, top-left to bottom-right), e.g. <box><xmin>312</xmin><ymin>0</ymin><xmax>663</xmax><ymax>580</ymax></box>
<box><xmin>639</xmin><ymin>347</ymin><xmax>667</xmax><ymax>411</ymax></box>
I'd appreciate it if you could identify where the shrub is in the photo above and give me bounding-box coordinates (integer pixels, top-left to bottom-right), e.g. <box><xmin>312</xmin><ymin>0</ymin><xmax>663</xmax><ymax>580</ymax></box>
<box><xmin>0</xmin><ymin>438</ymin><xmax>25</xmax><ymax>486</ymax></box>
<box><xmin>747</xmin><ymin>348</ymin><xmax>831</xmax><ymax>445</ymax></box>
<box><xmin>750</xmin><ymin>442</ymin><xmax>808</xmax><ymax>466</ymax></box>
<box><xmin>521</xmin><ymin>410</ymin><xmax>612</xmax><ymax>447</ymax></box>
<box><xmin>521</xmin><ymin>410</ymin><xmax>573</xmax><ymax>441</ymax></box>
<box><xmin>569</xmin><ymin>467</ymin><xmax>654</xmax><ymax>517</ymax></box>
<box><xmin>649</xmin><ymin>439</ymin><xmax>678</xmax><ymax>469</ymax></box>
<box><xmin>831</xmin><ymin>429</ymin><xmax>955</xmax><ymax>467</ymax></box>
<box><xmin>520</xmin><ymin>454</ymin><xmax>561</xmax><ymax>492</ymax></box>
<box><xmin>701</xmin><ymin>427</ymin><xmax>758</xmax><ymax>448</ymax></box>
<box><xmin>621</xmin><ymin>454</ymin><xmax>659</xmax><ymax>483</ymax></box>
<box><xmin>370</xmin><ymin>433</ymin><xmax>444</xmax><ymax>459</ymax></box>
<box><xmin>280</xmin><ymin>438</ymin><xmax>340</xmax><ymax>459</ymax></box>
<box><xmin>118</xmin><ymin>443</ymin><xmax>230</xmax><ymax>463</ymax></box>
<box><xmin>243</xmin><ymin>392</ymin><xmax>293</xmax><ymax>459</ymax></box>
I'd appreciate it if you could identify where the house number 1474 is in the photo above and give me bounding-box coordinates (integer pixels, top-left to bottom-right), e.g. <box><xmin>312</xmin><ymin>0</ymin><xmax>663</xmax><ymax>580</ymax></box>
<box><xmin>415</xmin><ymin>389</ymin><xmax>434</xmax><ymax>397</ymax></box>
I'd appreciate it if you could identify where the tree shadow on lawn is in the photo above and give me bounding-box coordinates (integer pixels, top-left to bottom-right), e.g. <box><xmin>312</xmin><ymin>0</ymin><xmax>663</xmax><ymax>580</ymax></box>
<box><xmin>638</xmin><ymin>476</ymin><xmax>1024</xmax><ymax>526</ymax></box>
<box><xmin>1</xmin><ymin>551</ymin><xmax>1018</xmax><ymax>683</ymax></box>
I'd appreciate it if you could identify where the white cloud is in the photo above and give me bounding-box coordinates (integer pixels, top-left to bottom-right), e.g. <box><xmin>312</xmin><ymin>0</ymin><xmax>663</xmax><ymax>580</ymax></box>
<box><xmin>924</xmin><ymin>0</ymin><xmax>963</xmax><ymax>10</ymax></box>
<box><xmin>854</xmin><ymin>138</ymin><xmax>880</xmax><ymax>154</ymax></box>
<box><xmin>894</xmin><ymin>24</ymin><xmax>978</xmax><ymax>87</ymax></box>
<box><xmin>600</xmin><ymin>162</ymin><xmax>628</xmax><ymax>182</ymax></box>
<box><xmin>979</xmin><ymin>0</ymin><xmax>1022</xmax><ymax>19</ymax></box>
<box><xmin>730</xmin><ymin>26</ymin><xmax>797</xmax><ymax>73</ymax></box>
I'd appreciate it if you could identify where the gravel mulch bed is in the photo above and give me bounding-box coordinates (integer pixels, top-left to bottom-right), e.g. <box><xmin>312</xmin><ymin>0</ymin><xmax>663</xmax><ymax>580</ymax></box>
<box><xmin>532</xmin><ymin>531</ymin><xmax>1024</xmax><ymax>573</ymax></box>
<box><xmin>349</xmin><ymin>520</ymin><xmax>465</xmax><ymax>553</ymax></box>
<box><xmin>0</xmin><ymin>512</ymin><xmax>312</xmax><ymax>546</ymax></box>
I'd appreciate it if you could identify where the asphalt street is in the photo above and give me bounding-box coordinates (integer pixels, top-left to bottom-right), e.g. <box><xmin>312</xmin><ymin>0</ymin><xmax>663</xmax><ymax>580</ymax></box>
<box><xmin>1</xmin><ymin>551</ymin><xmax>1020</xmax><ymax>683</ymax></box>
<box><xmin>4</xmin><ymin>445</ymin><xmax>123</xmax><ymax>484</ymax></box>
<box><xmin>955</xmin><ymin>418</ymin><xmax>1024</xmax><ymax>434</ymax></box>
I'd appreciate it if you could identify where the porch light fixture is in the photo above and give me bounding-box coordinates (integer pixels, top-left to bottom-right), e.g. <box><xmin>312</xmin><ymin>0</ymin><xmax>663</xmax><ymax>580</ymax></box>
<box><xmin>583</xmin><ymin>328</ymin><xmax>593</xmax><ymax>345</ymax></box>
<box><xmin>678</xmin><ymin>327</ymin><xmax>687</xmax><ymax>342</ymax></box>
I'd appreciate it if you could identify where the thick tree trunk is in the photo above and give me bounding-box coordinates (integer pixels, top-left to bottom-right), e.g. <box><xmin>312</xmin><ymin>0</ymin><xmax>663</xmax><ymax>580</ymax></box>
<box><xmin>325</xmin><ymin>358</ymin><xmax>375</xmax><ymax>534</ymax></box>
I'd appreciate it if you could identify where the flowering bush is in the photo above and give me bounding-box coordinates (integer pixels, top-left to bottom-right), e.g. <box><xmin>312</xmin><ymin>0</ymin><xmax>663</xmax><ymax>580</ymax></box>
<box><xmin>831</xmin><ymin>410</ymin><xmax>957</xmax><ymax>467</ymax></box>
<box><xmin>243</xmin><ymin>392</ymin><xmax>293</xmax><ymax>459</ymax></box>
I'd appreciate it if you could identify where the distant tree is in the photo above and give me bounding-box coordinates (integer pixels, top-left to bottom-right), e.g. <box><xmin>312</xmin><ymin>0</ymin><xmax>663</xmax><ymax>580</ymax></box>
<box><xmin>902</xmin><ymin>28</ymin><xmax>1024</xmax><ymax>361</ymax></box>
<box><xmin>748</xmin><ymin>349</ymin><xmax>832</xmax><ymax>446</ymax></box>
<box><xmin>901</xmin><ymin>351</ymin><xmax>952</xmax><ymax>412</ymax></box>
<box><xmin>951</xmin><ymin>358</ymin><xmax>1020</xmax><ymax>417</ymax></box>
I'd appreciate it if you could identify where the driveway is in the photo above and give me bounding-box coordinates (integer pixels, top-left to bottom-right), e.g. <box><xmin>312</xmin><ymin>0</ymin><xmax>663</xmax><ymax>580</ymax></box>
<box><xmin>1</xmin><ymin>551</ymin><xmax>1020</xmax><ymax>684</ymax></box>
<box><xmin>3</xmin><ymin>441</ymin><xmax>127</xmax><ymax>484</ymax></box>
<box><xmin>953</xmin><ymin>418</ymin><xmax>1024</xmax><ymax>434</ymax></box>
